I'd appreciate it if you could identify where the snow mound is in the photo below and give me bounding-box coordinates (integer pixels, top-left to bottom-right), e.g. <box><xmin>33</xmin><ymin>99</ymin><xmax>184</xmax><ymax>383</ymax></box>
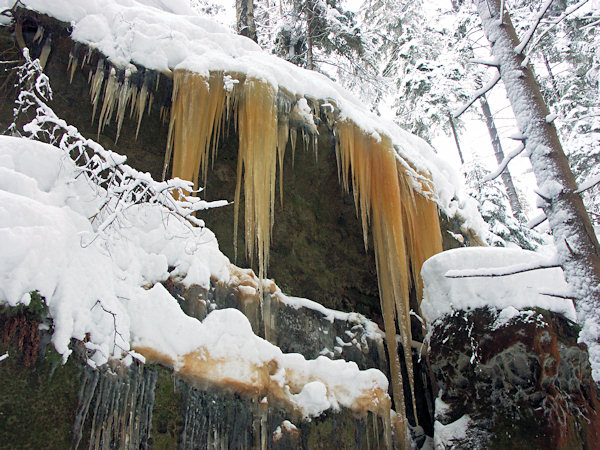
<box><xmin>421</xmin><ymin>247</ymin><xmax>576</xmax><ymax>323</ymax></box>
<box><xmin>0</xmin><ymin>135</ymin><xmax>388</xmax><ymax>418</ymax></box>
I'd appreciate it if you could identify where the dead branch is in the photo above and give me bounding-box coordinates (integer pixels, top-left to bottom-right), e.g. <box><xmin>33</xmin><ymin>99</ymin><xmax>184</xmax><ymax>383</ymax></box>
<box><xmin>526</xmin><ymin>0</ymin><xmax>591</xmax><ymax>58</ymax></box>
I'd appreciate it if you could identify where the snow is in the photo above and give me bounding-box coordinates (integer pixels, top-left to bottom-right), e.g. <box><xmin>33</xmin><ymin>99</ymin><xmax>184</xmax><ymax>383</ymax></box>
<box><xmin>433</xmin><ymin>415</ymin><xmax>472</xmax><ymax>448</ymax></box>
<box><xmin>0</xmin><ymin>0</ymin><xmax>483</xmax><ymax>228</ymax></box>
<box><xmin>421</xmin><ymin>247</ymin><xmax>577</xmax><ymax>324</ymax></box>
<box><xmin>0</xmin><ymin>134</ymin><xmax>388</xmax><ymax>417</ymax></box>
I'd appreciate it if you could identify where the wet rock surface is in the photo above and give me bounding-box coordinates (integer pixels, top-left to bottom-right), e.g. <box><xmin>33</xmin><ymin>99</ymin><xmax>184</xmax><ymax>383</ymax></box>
<box><xmin>429</xmin><ymin>307</ymin><xmax>600</xmax><ymax>449</ymax></box>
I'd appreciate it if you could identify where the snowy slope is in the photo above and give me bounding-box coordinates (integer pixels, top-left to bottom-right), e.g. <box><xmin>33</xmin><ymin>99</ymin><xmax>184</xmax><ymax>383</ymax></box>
<box><xmin>0</xmin><ymin>0</ymin><xmax>483</xmax><ymax>230</ymax></box>
<box><xmin>0</xmin><ymin>135</ymin><xmax>388</xmax><ymax>417</ymax></box>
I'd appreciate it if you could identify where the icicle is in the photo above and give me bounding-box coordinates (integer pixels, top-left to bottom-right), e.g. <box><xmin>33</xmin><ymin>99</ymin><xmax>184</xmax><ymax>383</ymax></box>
<box><xmin>38</xmin><ymin>37</ymin><xmax>52</xmax><ymax>70</ymax></box>
<box><xmin>89</xmin><ymin>59</ymin><xmax>105</xmax><ymax>123</ymax></box>
<box><xmin>115</xmin><ymin>68</ymin><xmax>134</xmax><ymax>143</ymax></box>
<box><xmin>166</xmin><ymin>70</ymin><xmax>227</xmax><ymax>189</ymax></box>
<box><xmin>166</xmin><ymin>68</ymin><xmax>443</xmax><ymax>430</ymax></box>
<box><xmin>134</xmin><ymin>71</ymin><xmax>150</xmax><ymax>139</ymax></box>
<box><xmin>67</xmin><ymin>43</ymin><xmax>80</xmax><ymax>84</ymax></box>
<box><xmin>33</xmin><ymin>25</ymin><xmax>44</xmax><ymax>44</ymax></box>
<box><xmin>97</xmin><ymin>67</ymin><xmax>119</xmax><ymax>137</ymax></box>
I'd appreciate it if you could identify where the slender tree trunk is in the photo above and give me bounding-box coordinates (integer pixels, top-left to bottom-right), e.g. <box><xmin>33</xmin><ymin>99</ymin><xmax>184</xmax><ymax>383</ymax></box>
<box><xmin>542</xmin><ymin>52</ymin><xmax>559</xmax><ymax>102</ymax></box>
<box><xmin>448</xmin><ymin>113</ymin><xmax>465</xmax><ymax>164</ymax></box>
<box><xmin>236</xmin><ymin>0</ymin><xmax>258</xmax><ymax>42</ymax></box>
<box><xmin>306</xmin><ymin>1</ymin><xmax>314</xmax><ymax>70</ymax></box>
<box><xmin>476</xmin><ymin>0</ymin><xmax>600</xmax><ymax>379</ymax></box>
<box><xmin>479</xmin><ymin>95</ymin><xmax>524</xmax><ymax>219</ymax></box>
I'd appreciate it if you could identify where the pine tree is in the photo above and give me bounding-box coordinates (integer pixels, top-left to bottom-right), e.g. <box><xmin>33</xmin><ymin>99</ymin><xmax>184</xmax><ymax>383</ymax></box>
<box><xmin>463</xmin><ymin>161</ymin><xmax>544</xmax><ymax>250</ymax></box>
<box><xmin>473</xmin><ymin>0</ymin><xmax>600</xmax><ymax>379</ymax></box>
<box><xmin>510</xmin><ymin>0</ymin><xmax>600</xmax><ymax>226</ymax></box>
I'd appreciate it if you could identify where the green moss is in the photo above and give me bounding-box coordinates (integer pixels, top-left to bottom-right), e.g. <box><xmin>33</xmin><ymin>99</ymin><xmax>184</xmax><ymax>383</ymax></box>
<box><xmin>0</xmin><ymin>343</ymin><xmax>81</xmax><ymax>448</ymax></box>
<box><xmin>150</xmin><ymin>366</ymin><xmax>182</xmax><ymax>449</ymax></box>
<box><xmin>2</xmin><ymin>291</ymin><xmax>47</xmax><ymax>319</ymax></box>
<box><xmin>303</xmin><ymin>411</ymin><xmax>363</xmax><ymax>449</ymax></box>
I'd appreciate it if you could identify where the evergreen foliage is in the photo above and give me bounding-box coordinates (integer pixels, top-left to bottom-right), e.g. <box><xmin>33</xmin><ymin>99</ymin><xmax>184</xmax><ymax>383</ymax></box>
<box><xmin>463</xmin><ymin>161</ymin><xmax>545</xmax><ymax>250</ymax></box>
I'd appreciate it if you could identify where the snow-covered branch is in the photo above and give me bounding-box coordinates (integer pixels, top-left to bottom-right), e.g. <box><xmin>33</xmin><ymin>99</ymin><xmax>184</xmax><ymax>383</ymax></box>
<box><xmin>453</xmin><ymin>72</ymin><xmax>500</xmax><ymax>118</ymax></box>
<box><xmin>525</xmin><ymin>0</ymin><xmax>591</xmax><ymax>58</ymax></box>
<box><xmin>575</xmin><ymin>173</ymin><xmax>600</xmax><ymax>194</ymax></box>
<box><xmin>526</xmin><ymin>212</ymin><xmax>547</xmax><ymax>229</ymax></box>
<box><xmin>445</xmin><ymin>258</ymin><xmax>560</xmax><ymax>278</ymax></box>
<box><xmin>515</xmin><ymin>0</ymin><xmax>555</xmax><ymax>55</ymax></box>
<box><xmin>11</xmin><ymin>49</ymin><xmax>226</xmax><ymax>241</ymax></box>
<box><xmin>483</xmin><ymin>143</ymin><xmax>525</xmax><ymax>181</ymax></box>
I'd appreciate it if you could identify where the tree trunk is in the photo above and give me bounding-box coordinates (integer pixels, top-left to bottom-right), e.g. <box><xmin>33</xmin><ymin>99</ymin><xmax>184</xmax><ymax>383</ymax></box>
<box><xmin>479</xmin><ymin>95</ymin><xmax>524</xmax><ymax>219</ymax></box>
<box><xmin>306</xmin><ymin>1</ymin><xmax>314</xmax><ymax>70</ymax></box>
<box><xmin>476</xmin><ymin>0</ymin><xmax>600</xmax><ymax>380</ymax></box>
<box><xmin>235</xmin><ymin>0</ymin><xmax>257</xmax><ymax>42</ymax></box>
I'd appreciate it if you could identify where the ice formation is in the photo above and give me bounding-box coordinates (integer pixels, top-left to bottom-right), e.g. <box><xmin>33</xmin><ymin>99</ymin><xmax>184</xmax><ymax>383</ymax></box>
<box><xmin>1</xmin><ymin>0</ymin><xmax>482</xmax><ymax>430</ymax></box>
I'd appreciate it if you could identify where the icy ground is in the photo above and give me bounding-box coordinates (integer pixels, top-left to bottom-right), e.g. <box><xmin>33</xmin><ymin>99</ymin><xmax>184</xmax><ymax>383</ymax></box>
<box><xmin>0</xmin><ymin>135</ymin><xmax>388</xmax><ymax>418</ymax></box>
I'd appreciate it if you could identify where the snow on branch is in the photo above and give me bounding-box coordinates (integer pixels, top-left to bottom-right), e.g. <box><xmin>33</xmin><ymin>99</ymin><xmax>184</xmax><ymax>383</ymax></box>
<box><xmin>445</xmin><ymin>257</ymin><xmax>560</xmax><ymax>279</ymax></box>
<box><xmin>525</xmin><ymin>0</ymin><xmax>591</xmax><ymax>58</ymax></box>
<box><xmin>483</xmin><ymin>142</ymin><xmax>525</xmax><ymax>181</ymax></box>
<box><xmin>453</xmin><ymin>72</ymin><xmax>500</xmax><ymax>118</ymax></box>
<box><xmin>526</xmin><ymin>212</ymin><xmax>547</xmax><ymax>229</ymax></box>
<box><xmin>515</xmin><ymin>0</ymin><xmax>555</xmax><ymax>55</ymax></box>
<box><xmin>10</xmin><ymin>48</ymin><xmax>227</xmax><ymax>240</ymax></box>
<box><xmin>575</xmin><ymin>173</ymin><xmax>600</xmax><ymax>194</ymax></box>
<box><xmin>469</xmin><ymin>57</ymin><xmax>499</xmax><ymax>67</ymax></box>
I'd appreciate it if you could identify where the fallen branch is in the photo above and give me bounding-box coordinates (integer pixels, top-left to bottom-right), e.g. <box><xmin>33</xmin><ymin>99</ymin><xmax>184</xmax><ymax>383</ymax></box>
<box><xmin>445</xmin><ymin>259</ymin><xmax>559</xmax><ymax>278</ymax></box>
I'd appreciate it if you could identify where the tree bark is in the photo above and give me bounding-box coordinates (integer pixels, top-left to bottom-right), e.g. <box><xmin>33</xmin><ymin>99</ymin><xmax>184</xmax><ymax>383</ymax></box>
<box><xmin>306</xmin><ymin>0</ymin><xmax>314</xmax><ymax>70</ymax></box>
<box><xmin>236</xmin><ymin>0</ymin><xmax>258</xmax><ymax>42</ymax></box>
<box><xmin>479</xmin><ymin>95</ymin><xmax>524</xmax><ymax>219</ymax></box>
<box><xmin>476</xmin><ymin>0</ymin><xmax>600</xmax><ymax>379</ymax></box>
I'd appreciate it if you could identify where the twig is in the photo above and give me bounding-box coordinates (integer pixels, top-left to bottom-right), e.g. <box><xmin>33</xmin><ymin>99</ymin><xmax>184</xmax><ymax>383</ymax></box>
<box><xmin>575</xmin><ymin>173</ymin><xmax>600</xmax><ymax>194</ymax></box>
<box><xmin>539</xmin><ymin>292</ymin><xmax>575</xmax><ymax>300</ymax></box>
<box><xmin>526</xmin><ymin>0</ymin><xmax>591</xmax><ymax>59</ymax></box>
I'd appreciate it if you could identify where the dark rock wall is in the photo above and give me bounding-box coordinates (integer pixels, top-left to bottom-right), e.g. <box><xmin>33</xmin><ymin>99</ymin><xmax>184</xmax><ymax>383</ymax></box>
<box><xmin>429</xmin><ymin>307</ymin><xmax>600</xmax><ymax>449</ymax></box>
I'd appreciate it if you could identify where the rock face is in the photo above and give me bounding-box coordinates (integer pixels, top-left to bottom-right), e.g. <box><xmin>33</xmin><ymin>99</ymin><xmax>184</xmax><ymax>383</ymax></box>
<box><xmin>0</xmin><ymin>282</ymin><xmax>392</xmax><ymax>449</ymax></box>
<box><xmin>429</xmin><ymin>307</ymin><xmax>600</xmax><ymax>449</ymax></box>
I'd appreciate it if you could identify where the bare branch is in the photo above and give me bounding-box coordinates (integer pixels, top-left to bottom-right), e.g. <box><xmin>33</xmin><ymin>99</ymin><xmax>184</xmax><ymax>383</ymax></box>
<box><xmin>453</xmin><ymin>72</ymin><xmax>501</xmax><ymax>118</ymax></box>
<box><xmin>483</xmin><ymin>143</ymin><xmax>525</xmax><ymax>181</ymax></box>
<box><xmin>445</xmin><ymin>259</ymin><xmax>559</xmax><ymax>278</ymax></box>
